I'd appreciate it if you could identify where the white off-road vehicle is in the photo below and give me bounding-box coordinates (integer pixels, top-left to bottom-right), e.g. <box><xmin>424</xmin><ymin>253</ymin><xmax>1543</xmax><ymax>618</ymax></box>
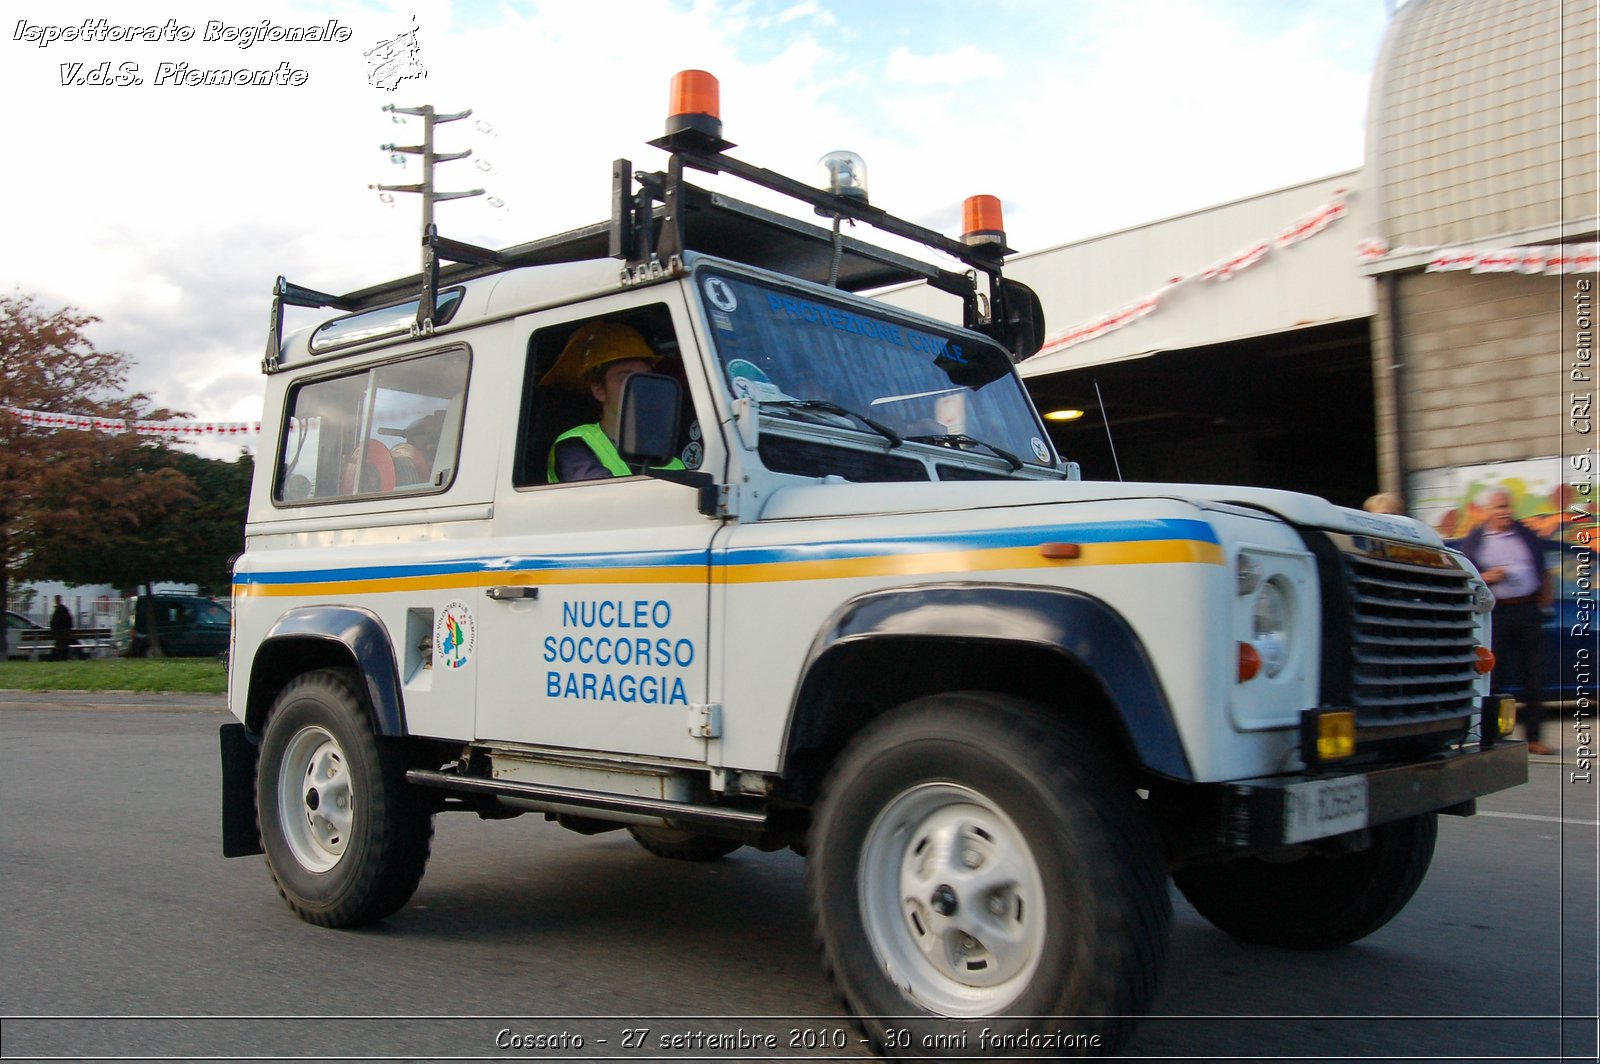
<box><xmin>222</xmin><ymin>73</ymin><xmax>1527</xmax><ymax>1057</ymax></box>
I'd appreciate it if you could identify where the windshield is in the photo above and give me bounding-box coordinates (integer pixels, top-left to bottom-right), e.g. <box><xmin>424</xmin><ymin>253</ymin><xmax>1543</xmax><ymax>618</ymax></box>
<box><xmin>697</xmin><ymin>270</ymin><xmax>1056</xmax><ymax>473</ymax></box>
<box><xmin>196</xmin><ymin>600</ymin><xmax>231</xmax><ymax>625</ymax></box>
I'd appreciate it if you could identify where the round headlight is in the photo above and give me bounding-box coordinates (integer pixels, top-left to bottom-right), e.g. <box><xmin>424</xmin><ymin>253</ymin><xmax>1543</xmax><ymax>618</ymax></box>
<box><xmin>1252</xmin><ymin>578</ymin><xmax>1291</xmax><ymax>677</ymax></box>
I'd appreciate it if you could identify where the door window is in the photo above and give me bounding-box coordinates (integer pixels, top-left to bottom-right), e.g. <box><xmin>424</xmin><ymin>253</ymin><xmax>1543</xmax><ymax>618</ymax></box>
<box><xmin>276</xmin><ymin>347</ymin><xmax>469</xmax><ymax>503</ymax></box>
<box><xmin>513</xmin><ymin>305</ymin><xmax>699</xmax><ymax>487</ymax></box>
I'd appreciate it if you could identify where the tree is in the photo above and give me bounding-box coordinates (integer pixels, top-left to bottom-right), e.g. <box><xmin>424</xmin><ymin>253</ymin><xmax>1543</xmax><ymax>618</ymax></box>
<box><xmin>23</xmin><ymin>446</ymin><xmax>252</xmax><ymax>594</ymax></box>
<box><xmin>0</xmin><ymin>292</ymin><xmax>247</xmax><ymax>653</ymax></box>
<box><xmin>22</xmin><ymin>436</ymin><xmax>199</xmax><ymax>594</ymax></box>
<box><xmin>3</xmin><ymin>293</ymin><xmax>255</xmax><ymax>654</ymax></box>
<box><xmin>165</xmin><ymin>449</ymin><xmax>254</xmax><ymax>594</ymax></box>
<box><xmin>20</xmin><ymin>437</ymin><xmax>254</xmax><ymax>657</ymax></box>
<box><xmin>0</xmin><ymin>293</ymin><xmax>164</xmax><ymax>652</ymax></box>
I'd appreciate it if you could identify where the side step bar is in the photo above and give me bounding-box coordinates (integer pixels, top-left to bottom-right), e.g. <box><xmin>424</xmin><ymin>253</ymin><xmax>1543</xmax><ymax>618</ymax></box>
<box><xmin>406</xmin><ymin>768</ymin><xmax>768</xmax><ymax>832</ymax></box>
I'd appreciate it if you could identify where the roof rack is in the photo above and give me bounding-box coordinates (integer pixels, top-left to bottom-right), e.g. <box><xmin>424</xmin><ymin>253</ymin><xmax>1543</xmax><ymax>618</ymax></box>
<box><xmin>264</xmin><ymin>72</ymin><xmax>1044</xmax><ymax>372</ymax></box>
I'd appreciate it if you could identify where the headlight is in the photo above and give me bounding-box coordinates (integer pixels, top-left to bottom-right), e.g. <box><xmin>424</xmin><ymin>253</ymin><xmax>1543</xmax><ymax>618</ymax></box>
<box><xmin>1252</xmin><ymin>577</ymin><xmax>1291</xmax><ymax>677</ymax></box>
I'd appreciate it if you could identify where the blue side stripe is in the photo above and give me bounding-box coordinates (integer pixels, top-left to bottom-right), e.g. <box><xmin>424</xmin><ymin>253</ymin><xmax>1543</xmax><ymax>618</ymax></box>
<box><xmin>234</xmin><ymin>519</ymin><xmax>1218</xmax><ymax>586</ymax></box>
<box><xmin>235</xmin><ymin>547</ymin><xmax>709</xmax><ymax>586</ymax></box>
<box><xmin>717</xmin><ymin>518</ymin><xmax>1219</xmax><ymax>567</ymax></box>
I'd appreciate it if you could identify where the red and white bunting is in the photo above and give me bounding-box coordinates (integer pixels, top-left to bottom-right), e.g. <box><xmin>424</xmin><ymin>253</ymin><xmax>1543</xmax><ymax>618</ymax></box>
<box><xmin>1034</xmin><ymin>190</ymin><xmax>1350</xmax><ymax>359</ymax></box>
<box><xmin>1275</xmin><ymin>193</ymin><xmax>1346</xmax><ymax>247</ymax></box>
<box><xmin>1039</xmin><ymin>277</ymin><xmax>1184</xmax><ymax>352</ymax></box>
<box><xmin>4</xmin><ymin>406</ymin><xmax>262</xmax><ymax>438</ymax></box>
<box><xmin>1422</xmin><ymin>243</ymin><xmax>1599</xmax><ymax>275</ymax></box>
<box><xmin>1355</xmin><ymin>238</ymin><xmax>1389</xmax><ymax>263</ymax></box>
<box><xmin>1200</xmin><ymin>240</ymin><xmax>1270</xmax><ymax>282</ymax></box>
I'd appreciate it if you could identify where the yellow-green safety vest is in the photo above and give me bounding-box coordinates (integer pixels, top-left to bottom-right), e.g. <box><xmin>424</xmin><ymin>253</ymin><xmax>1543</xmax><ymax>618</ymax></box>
<box><xmin>547</xmin><ymin>422</ymin><xmax>685</xmax><ymax>483</ymax></box>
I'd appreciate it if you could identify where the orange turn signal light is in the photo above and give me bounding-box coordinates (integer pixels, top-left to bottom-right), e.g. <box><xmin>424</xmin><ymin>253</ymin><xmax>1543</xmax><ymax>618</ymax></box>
<box><xmin>962</xmin><ymin>194</ymin><xmax>1005</xmax><ymax>246</ymax></box>
<box><xmin>1315</xmin><ymin>711</ymin><xmax>1357</xmax><ymax>761</ymax></box>
<box><xmin>1238</xmin><ymin>642</ymin><xmax>1263</xmax><ymax>682</ymax></box>
<box><xmin>1474</xmin><ymin>645</ymin><xmax>1495</xmax><ymax>674</ymax></box>
<box><xmin>1496</xmin><ymin>696</ymin><xmax>1517</xmax><ymax>737</ymax></box>
<box><xmin>1039</xmin><ymin>542</ymin><xmax>1082</xmax><ymax>560</ymax></box>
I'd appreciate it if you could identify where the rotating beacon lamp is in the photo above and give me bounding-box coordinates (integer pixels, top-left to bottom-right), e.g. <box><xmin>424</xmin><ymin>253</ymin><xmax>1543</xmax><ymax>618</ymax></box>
<box><xmin>658</xmin><ymin>69</ymin><xmax>734</xmax><ymax>152</ymax></box>
<box><xmin>962</xmin><ymin>194</ymin><xmax>1006</xmax><ymax>246</ymax></box>
<box><xmin>816</xmin><ymin>151</ymin><xmax>869</xmax><ymax>204</ymax></box>
<box><xmin>814</xmin><ymin>151</ymin><xmax>869</xmax><ymax>286</ymax></box>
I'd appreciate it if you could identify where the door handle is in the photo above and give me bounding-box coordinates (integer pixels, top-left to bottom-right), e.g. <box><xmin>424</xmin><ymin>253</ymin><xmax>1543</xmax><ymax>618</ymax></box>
<box><xmin>486</xmin><ymin>586</ymin><xmax>538</xmax><ymax>601</ymax></box>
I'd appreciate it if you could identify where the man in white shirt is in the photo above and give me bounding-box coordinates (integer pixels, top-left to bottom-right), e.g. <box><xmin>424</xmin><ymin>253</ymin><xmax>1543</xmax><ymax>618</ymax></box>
<box><xmin>1461</xmin><ymin>488</ymin><xmax>1554</xmax><ymax>755</ymax></box>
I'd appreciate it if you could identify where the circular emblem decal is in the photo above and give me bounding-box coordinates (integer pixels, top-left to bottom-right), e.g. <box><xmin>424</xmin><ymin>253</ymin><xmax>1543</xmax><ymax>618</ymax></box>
<box><xmin>1030</xmin><ymin>436</ymin><xmax>1051</xmax><ymax>463</ymax></box>
<box><xmin>435</xmin><ymin>601</ymin><xmax>476</xmax><ymax>670</ymax></box>
<box><xmin>726</xmin><ymin>358</ymin><xmax>784</xmax><ymax>401</ymax></box>
<box><xmin>703</xmin><ymin>276</ymin><xmax>738</xmax><ymax>312</ymax></box>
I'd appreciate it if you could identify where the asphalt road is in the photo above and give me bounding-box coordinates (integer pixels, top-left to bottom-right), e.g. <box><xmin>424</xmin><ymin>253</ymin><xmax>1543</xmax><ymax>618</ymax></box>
<box><xmin>0</xmin><ymin>696</ymin><xmax>1594</xmax><ymax>1063</ymax></box>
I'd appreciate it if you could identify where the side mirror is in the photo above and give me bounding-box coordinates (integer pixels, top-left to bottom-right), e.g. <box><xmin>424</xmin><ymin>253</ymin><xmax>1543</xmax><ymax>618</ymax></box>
<box><xmin>617</xmin><ymin>372</ymin><xmax>720</xmax><ymax>515</ymax></box>
<box><xmin>617</xmin><ymin>372</ymin><xmax>682</xmax><ymax>467</ymax></box>
<box><xmin>994</xmin><ymin>278</ymin><xmax>1046</xmax><ymax>362</ymax></box>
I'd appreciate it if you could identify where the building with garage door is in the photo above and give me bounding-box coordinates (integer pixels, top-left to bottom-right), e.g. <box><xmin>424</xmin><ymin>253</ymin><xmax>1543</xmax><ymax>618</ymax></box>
<box><xmin>883</xmin><ymin>0</ymin><xmax>1596</xmax><ymax>535</ymax></box>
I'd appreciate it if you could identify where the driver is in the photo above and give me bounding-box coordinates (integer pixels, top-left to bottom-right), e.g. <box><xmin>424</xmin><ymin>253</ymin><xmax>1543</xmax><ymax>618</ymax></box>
<box><xmin>541</xmin><ymin>320</ymin><xmax>684</xmax><ymax>483</ymax></box>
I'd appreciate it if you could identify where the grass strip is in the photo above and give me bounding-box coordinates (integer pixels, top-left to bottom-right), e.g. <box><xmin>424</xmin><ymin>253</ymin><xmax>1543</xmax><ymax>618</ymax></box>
<box><xmin>0</xmin><ymin>658</ymin><xmax>226</xmax><ymax>694</ymax></box>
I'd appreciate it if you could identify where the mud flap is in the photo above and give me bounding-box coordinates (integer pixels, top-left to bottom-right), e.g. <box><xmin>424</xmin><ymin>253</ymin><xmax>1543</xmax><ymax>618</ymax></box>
<box><xmin>220</xmin><ymin>722</ymin><xmax>263</xmax><ymax>857</ymax></box>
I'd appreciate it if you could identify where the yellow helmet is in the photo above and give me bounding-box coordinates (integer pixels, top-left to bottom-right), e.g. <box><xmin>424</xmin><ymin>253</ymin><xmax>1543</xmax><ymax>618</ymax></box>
<box><xmin>539</xmin><ymin>320</ymin><xmax>659</xmax><ymax>392</ymax></box>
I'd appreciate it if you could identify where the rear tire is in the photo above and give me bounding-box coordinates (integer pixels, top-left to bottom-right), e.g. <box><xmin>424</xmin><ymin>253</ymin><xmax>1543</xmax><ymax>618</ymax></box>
<box><xmin>256</xmin><ymin>669</ymin><xmax>433</xmax><ymax>927</ymax></box>
<box><xmin>1173</xmin><ymin>813</ymin><xmax>1437</xmax><ymax>950</ymax></box>
<box><xmin>627</xmin><ymin>825</ymin><xmax>743</xmax><ymax>861</ymax></box>
<box><xmin>808</xmin><ymin>693</ymin><xmax>1170</xmax><ymax>1058</ymax></box>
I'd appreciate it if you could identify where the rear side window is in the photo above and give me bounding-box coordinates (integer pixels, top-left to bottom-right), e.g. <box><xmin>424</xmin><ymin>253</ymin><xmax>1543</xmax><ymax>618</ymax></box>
<box><xmin>276</xmin><ymin>347</ymin><xmax>469</xmax><ymax>504</ymax></box>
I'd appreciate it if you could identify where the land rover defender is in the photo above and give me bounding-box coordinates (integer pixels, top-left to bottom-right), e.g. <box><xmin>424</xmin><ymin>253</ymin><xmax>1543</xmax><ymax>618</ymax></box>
<box><xmin>221</xmin><ymin>71</ymin><xmax>1527</xmax><ymax>1057</ymax></box>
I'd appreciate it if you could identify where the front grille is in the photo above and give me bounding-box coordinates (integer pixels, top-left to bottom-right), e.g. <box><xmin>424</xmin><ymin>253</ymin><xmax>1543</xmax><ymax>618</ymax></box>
<box><xmin>1312</xmin><ymin>533</ymin><xmax>1482</xmax><ymax>725</ymax></box>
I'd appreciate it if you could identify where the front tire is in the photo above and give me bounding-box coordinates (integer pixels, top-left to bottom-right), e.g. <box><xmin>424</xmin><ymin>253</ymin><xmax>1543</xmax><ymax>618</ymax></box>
<box><xmin>808</xmin><ymin>693</ymin><xmax>1170</xmax><ymax>1058</ymax></box>
<box><xmin>256</xmin><ymin>669</ymin><xmax>433</xmax><ymax>928</ymax></box>
<box><xmin>1173</xmin><ymin>813</ymin><xmax>1437</xmax><ymax>950</ymax></box>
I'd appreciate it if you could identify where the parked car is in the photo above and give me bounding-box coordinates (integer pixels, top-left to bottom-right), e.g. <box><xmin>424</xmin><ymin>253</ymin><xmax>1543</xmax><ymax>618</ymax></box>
<box><xmin>4</xmin><ymin>610</ymin><xmax>112</xmax><ymax>660</ymax></box>
<box><xmin>1535</xmin><ymin>597</ymin><xmax>1581</xmax><ymax>698</ymax></box>
<box><xmin>5</xmin><ymin>610</ymin><xmax>44</xmax><ymax>658</ymax></box>
<box><xmin>129</xmin><ymin>595</ymin><xmax>231</xmax><ymax>658</ymax></box>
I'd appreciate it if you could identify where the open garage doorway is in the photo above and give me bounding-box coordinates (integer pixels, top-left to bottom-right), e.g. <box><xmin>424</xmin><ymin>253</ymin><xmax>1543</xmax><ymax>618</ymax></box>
<box><xmin>1023</xmin><ymin>319</ymin><xmax>1378</xmax><ymax>509</ymax></box>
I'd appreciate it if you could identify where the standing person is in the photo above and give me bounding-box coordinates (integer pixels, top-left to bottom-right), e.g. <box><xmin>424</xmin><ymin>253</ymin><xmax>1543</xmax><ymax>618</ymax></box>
<box><xmin>1363</xmin><ymin>492</ymin><xmax>1404</xmax><ymax>515</ymax></box>
<box><xmin>1460</xmin><ymin>488</ymin><xmax>1555</xmax><ymax>755</ymax></box>
<box><xmin>49</xmin><ymin>596</ymin><xmax>74</xmax><ymax>661</ymax></box>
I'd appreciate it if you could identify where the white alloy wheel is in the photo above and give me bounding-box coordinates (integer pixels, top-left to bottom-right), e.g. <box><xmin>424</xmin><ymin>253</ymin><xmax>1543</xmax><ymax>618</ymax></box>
<box><xmin>257</xmin><ymin>670</ymin><xmax>433</xmax><ymax>927</ymax></box>
<box><xmin>809</xmin><ymin>693</ymin><xmax>1172</xmax><ymax>1056</ymax></box>
<box><xmin>859</xmin><ymin>782</ymin><xmax>1048</xmax><ymax>1016</ymax></box>
<box><xmin>277</xmin><ymin>724</ymin><xmax>355</xmax><ymax>873</ymax></box>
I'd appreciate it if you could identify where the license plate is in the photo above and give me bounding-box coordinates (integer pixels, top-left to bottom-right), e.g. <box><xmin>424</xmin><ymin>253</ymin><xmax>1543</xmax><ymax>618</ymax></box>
<box><xmin>1283</xmin><ymin>776</ymin><xmax>1370</xmax><ymax>843</ymax></box>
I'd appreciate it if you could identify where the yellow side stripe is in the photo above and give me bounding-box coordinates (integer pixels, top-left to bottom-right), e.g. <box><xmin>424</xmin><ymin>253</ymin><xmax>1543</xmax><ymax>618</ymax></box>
<box><xmin>712</xmin><ymin>538</ymin><xmax>1223</xmax><ymax>584</ymax></box>
<box><xmin>234</xmin><ymin>565</ymin><xmax>710</xmax><ymax>598</ymax></box>
<box><xmin>234</xmin><ymin>538</ymin><xmax>1223</xmax><ymax>598</ymax></box>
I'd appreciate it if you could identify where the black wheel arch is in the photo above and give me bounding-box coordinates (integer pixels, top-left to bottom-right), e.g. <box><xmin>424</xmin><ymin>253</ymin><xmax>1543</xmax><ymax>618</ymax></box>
<box><xmin>243</xmin><ymin>605</ymin><xmax>407</xmax><ymax>737</ymax></box>
<box><xmin>781</xmin><ymin>583</ymin><xmax>1192</xmax><ymax>799</ymax></box>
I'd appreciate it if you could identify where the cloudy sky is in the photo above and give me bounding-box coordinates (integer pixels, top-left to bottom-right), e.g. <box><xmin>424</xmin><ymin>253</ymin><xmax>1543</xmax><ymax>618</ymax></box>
<box><xmin>2</xmin><ymin>0</ymin><xmax>1393</xmax><ymax>454</ymax></box>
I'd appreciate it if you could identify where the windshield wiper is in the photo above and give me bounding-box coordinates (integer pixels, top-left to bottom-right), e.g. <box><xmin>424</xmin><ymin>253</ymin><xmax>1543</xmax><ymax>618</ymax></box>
<box><xmin>903</xmin><ymin>432</ymin><xmax>1024</xmax><ymax>472</ymax></box>
<box><xmin>761</xmin><ymin>399</ymin><xmax>904</xmax><ymax>448</ymax></box>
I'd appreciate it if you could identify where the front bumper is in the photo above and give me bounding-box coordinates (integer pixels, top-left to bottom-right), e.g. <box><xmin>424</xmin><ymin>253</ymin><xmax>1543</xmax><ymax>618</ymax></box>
<box><xmin>1218</xmin><ymin>739</ymin><xmax>1528</xmax><ymax>849</ymax></box>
